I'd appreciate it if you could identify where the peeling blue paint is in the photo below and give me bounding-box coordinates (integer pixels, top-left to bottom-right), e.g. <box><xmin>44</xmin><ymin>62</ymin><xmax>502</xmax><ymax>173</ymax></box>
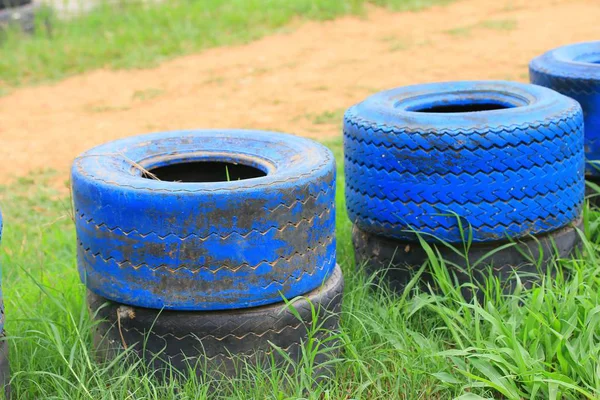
<box><xmin>72</xmin><ymin>130</ymin><xmax>337</xmax><ymax>310</ymax></box>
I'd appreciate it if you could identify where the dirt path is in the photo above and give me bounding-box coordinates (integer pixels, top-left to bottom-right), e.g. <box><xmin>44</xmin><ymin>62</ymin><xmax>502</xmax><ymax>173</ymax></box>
<box><xmin>1</xmin><ymin>0</ymin><xmax>599</xmax><ymax>186</ymax></box>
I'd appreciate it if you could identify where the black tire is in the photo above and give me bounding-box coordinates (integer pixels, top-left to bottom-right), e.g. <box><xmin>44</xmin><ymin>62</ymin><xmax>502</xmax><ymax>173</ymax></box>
<box><xmin>353</xmin><ymin>219</ymin><xmax>582</xmax><ymax>297</ymax></box>
<box><xmin>72</xmin><ymin>130</ymin><xmax>336</xmax><ymax>311</ymax></box>
<box><xmin>88</xmin><ymin>265</ymin><xmax>343</xmax><ymax>378</ymax></box>
<box><xmin>0</xmin><ymin>2</ymin><xmax>36</xmax><ymax>32</ymax></box>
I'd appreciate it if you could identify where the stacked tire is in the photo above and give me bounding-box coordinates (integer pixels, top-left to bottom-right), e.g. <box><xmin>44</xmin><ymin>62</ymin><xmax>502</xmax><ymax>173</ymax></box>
<box><xmin>530</xmin><ymin>41</ymin><xmax>600</xmax><ymax>206</ymax></box>
<box><xmin>344</xmin><ymin>81</ymin><xmax>584</xmax><ymax>296</ymax></box>
<box><xmin>72</xmin><ymin>130</ymin><xmax>342</xmax><ymax>377</ymax></box>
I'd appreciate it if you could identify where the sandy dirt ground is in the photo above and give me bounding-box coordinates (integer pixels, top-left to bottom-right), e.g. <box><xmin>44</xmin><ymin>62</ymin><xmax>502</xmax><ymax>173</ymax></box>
<box><xmin>1</xmin><ymin>0</ymin><xmax>600</xmax><ymax>186</ymax></box>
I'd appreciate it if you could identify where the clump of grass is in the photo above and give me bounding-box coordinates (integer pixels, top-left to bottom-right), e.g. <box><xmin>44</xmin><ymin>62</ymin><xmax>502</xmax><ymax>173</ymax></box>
<box><xmin>444</xmin><ymin>26</ymin><xmax>472</xmax><ymax>37</ymax></box>
<box><xmin>444</xmin><ymin>18</ymin><xmax>517</xmax><ymax>38</ymax></box>
<box><xmin>84</xmin><ymin>104</ymin><xmax>129</xmax><ymax>113</ymax></box>
<box><xmin>380</xmin><ymin>35</ymin><xmax>410</xmax><ymax>52</ymax></box>
<box><xmin>438</xmin><ymin>261</ymin><xmax>600</xmax><ymax>399</ymax></box>
<box><xmin>306</xmin><ymin>109</ymin><xmax>346</xmax><ymax>125</ymax></box>
<box><xmin>389</xmin><ymin>39</ymin><xmax>409</xmax><ymax>52</ymax></box>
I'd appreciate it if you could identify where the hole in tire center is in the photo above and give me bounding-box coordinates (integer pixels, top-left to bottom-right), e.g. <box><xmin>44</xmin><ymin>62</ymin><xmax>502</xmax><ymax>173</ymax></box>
<box><xmin>143</xmin><ymin>161</ymin><xmax>267</xmax><ymax>182</ymax></box>
<box><xmin>413</xmin><ymin>102</ymin><xmax>512</xmax><ymax>113</ymax></box>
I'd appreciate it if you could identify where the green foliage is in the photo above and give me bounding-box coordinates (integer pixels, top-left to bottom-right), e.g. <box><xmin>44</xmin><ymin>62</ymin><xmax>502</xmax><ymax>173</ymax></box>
<box><xmin>480</xmin><ymin>19</ymin><xmax>518</xmax><ymax>31</ymax></box>
<box><xmin>0</xmin><ymin>140</ymin><xmax>599</xmax><ymax>398</ymax></box>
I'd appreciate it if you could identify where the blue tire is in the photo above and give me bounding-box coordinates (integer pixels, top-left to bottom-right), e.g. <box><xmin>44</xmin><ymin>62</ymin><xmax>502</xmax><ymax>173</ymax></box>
<box><xmin>72</xmin><ymin>130</ymin><xmax>336</xmax><ymax>310</ymax></box>
<box><xmin>0</xmin><ymin>208</ymin><xmax>7</xmax><ymax>398</ymax></box>
<box><xmin>530</xmin><ymin>41</ymin><xmax>600</xmax><ymax>176</ymax></box>
<box><xmin>344</xmin><ymin>81</ymin><xmax>584</xmax><ymax>243</ymax></box>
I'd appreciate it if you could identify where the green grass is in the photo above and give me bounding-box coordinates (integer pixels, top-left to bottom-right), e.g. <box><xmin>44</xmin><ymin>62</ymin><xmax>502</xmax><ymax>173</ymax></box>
<box><xmin>0</xmin><ymin>0</ymin><xmax>452</xmax><ymax>91</ymax></box>
<box><xmin>444</xmin><ymin>18</ymin><xmax>517</xmax><ymax>38</ymax></box>
<box><xmin>1</xmin><ymin>139</ymin><xmax>600</xmax><ymax>398</ymax></box>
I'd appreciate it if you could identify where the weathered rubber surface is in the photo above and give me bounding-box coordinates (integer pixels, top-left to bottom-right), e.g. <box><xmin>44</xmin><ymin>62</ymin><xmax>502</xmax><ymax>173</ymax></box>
<box><xmin>0</xmin><ymin>1</ymin><xmax>36</xmax><ymax>32</ymax></box>
<box><xmin>88</xmin><ymin>265</ymin><xmax>343</xmax><ymax>378</ymax></box>
<box><xmin>73</xmin><ymin>130</ymin><xmax>336</xmax><ymax>311</ymax></box>
<box><xmin>344</xmin><ymin>81</ymin><xmax>584</xmax><ymax>243</ymax></box>
<box><xmin>0</xmin><ymin>0</ymin><xmax>29</xmax><ymax>9</ymax></box>
<box><xmin>353</xmin><ymin>218</ymin><xmax>582</xmax><ymax>296</ymax></box>
<box><xmin>530</xmin><ymin>41</ymin><xmax>600</xmax><ymax>177</ymax></box>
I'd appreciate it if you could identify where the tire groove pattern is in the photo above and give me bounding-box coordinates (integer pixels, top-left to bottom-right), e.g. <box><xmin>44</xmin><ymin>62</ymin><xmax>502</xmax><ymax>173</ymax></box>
<box><xmin>529</xmin><ymin>43</ymin><xmax>600</xmax><ymax>176</ymax></box>
<box><xmin>343</xmin><ymin>82</ymin><xmax>584</xmax><ymax>242</ymax></box>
